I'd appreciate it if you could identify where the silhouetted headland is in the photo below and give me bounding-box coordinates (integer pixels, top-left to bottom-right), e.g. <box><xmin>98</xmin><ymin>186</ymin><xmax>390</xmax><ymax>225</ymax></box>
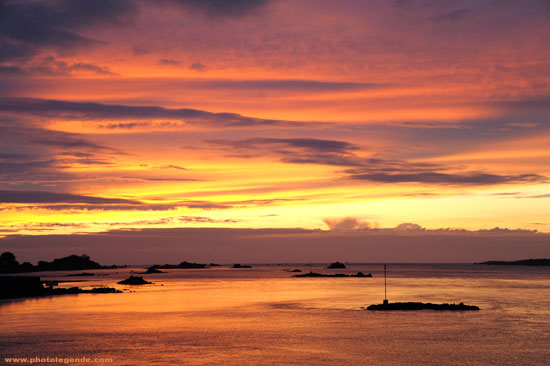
<box><xmin>117</xmin><ymin>276</ymin><xmax>152</xmax><ymax>285</ymax></box>
<box><xmin>148</xmin><ymin>261</ymin><xmax>208</xmax><ymax>270</ymax></box>
<box><xmin>476</xmin><ymin>258</ymin><xmax>550</xmax><ymax>266</ymax></box>
<box><xmin>0</xmin><ymin>276</ymin><xmax>121</xmax><ymax>300</ymax></box>
<box><xmin>366</xmin><ymin>302</ymin><xmax>480</xmax><ymax>311</ymax></box>
<box><xmin>327</xmin><ymin>261</ymin><xmax>346</xmax><ymax>269</ymax></box>
<box><xmin>294</xmin><ymin>271</ymin><xmax>372</xmax><ymax>278</ymax></box>
<box><xmin>0</xmin><ymin>252</ymin><xmax>123</xmax><ymax>273</ymax></box>
<box><xmin>232</xmin><ymin>263</ymin><xmax>252</xmax><ymax>268</ymax></box>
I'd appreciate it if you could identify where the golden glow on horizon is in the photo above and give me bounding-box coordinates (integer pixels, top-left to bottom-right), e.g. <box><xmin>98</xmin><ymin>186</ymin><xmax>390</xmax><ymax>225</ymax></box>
<box><xmin>2</xmin><ymin>0</ymin><xmax>550</xmax><ymax>238</ymax></box>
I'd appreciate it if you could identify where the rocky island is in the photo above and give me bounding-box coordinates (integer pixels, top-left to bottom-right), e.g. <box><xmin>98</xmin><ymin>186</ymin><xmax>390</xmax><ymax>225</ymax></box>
<box><xmin>366</xmin><ymin>302</ymin><xmax>480</xmax><ymax>311</ymax></box>
<box><xmin>0</xmin><ymin>252</ymin><xmax>122</xmax><ymax>273</ymax></box>
<box><xmin>327</xmin><ymin>261</ymin><xmax>346</xmax><ymax>269</ymax></box>
<box><xmin>294</xmin><ymin>271</ymin><xmax>372</xmax><ymax>278</ymax></box>
<box><xmin>117</xmin><ymin>276</ymin><xmax>152</xmax><ymax>285</ymax></box>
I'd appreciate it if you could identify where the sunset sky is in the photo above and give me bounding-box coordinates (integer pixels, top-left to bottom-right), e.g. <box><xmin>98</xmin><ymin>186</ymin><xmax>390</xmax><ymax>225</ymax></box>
<box><xmin>1</xmin><ymin>0</ymin><xmax>549</xmax><ymax>261</ymax></box>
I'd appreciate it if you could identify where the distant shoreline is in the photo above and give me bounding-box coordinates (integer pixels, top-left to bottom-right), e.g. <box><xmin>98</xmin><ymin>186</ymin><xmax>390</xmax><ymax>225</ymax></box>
<box><xmin>476</xmin><ymin>259</ymin><xmax>550</xmax><ymax>266</ymax></box>
<box><xmin>0</xmin><ymin>252</ymin><xmax>124</xmax><ymax>274</ymax></box>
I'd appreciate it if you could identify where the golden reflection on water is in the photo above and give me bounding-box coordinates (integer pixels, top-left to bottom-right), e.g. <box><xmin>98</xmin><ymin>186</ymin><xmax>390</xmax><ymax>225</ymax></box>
<box><xmin>2</xmin><ymin>264</ymin><xmax>550</xmax><ymax>366</ymax></box>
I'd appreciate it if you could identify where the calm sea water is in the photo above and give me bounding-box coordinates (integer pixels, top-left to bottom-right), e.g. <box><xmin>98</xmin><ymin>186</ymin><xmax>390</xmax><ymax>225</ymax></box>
<box><xmin>2</xmin><ymin>264</ymin><xmax>550</xmax><ymax>365</ymax></box>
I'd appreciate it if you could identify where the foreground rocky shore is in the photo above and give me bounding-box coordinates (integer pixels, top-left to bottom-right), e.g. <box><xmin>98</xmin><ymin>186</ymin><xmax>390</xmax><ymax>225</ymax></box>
<box><xmin>0</xmin><ymin>276</ymin><xmax>121</xmax><ymax>300</ymax></box>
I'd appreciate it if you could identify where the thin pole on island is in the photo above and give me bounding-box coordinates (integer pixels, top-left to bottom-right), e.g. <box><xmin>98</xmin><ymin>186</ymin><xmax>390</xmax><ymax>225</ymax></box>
<box><xmin>383</xmin><ymin>264</ymin><xmax>388</xmax><ymax>305</ymax></box>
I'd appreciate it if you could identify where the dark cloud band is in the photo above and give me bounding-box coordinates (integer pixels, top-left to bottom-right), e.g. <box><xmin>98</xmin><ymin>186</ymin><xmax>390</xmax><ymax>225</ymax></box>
<box><xmin>0</xmin><ymin>189</ymin><xmax>141</xmax><ymax>204</ymax></box>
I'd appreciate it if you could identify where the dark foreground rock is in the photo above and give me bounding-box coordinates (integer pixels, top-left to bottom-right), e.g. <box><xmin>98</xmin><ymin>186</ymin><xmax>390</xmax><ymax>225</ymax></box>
<box><xmin>476</xmin><ymin>258</ymin><xmax>550</xmax><ymax>266</ymax></box>
<box><xmin>0</xmin><ymin>276</ymin><xmax>121</xmax><ymax>300</ymax></box>
<box><xmin>117</xmin><ymin>276</ymin><xmax>152</xmax><ymax>285</ymax></box>
<box><xmin>231</xmin><ymin>263</ymin><xmax>252</xmax><ymax>268</ymax></box>
<box><xmin>366</xmin><ymin>302</ymin><xmax>480</xmax><ymax>311</ymax></box>
<box><xmin>294</xmin><ymin>271</ymin><xmax>372</xmax><ymax>278</ymax></box>
<box><xmin>327</xmin><ymin>261</ymin><xmax>346</xmax><ymax>269</ymax></box>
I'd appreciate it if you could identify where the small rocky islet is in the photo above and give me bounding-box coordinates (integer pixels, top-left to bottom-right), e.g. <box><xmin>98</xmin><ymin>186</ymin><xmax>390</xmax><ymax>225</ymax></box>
<box><xmin>366</xmin><ymin>302</ymin><xmax>480</xmax><ymax>311</ymax></box>
<box><xmin>294</xmin><ymin>271</ymin><xmax>372</xmax><ymax>278</ymax></box>
<box><xmin>327</xmin><ymin>261</ymin><xmax>346</xmax><ymax>269</ymax></box>
<box><xmin>117</xmin><ymin>275</ymin><xmax>152</xmax><ymax>285</ymax></box>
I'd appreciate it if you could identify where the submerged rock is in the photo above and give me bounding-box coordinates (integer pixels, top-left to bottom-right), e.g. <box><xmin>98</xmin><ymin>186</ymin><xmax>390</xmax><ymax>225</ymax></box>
<box><xmin>117</xmin><ymin>276</ymin><xmax>152</xmax><ymax>285</ymax></box>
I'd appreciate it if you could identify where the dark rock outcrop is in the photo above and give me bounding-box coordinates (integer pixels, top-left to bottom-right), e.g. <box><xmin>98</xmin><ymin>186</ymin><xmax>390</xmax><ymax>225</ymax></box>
<box><xmin>327</xmin><ymin>261</ymin><xmax>346</xmax><ymax>269</ymax></box>
<box><xmin>139</xmin><ymin>268</ymin><xmax>165</xmax><ymax>274</ymax></box>
<box><xmin>366</xmin><ymin>302</ymin><xmax>480</xmax><ymax>311</ymax></box>
<box><xmin>1</xmin><ymin>276</ymin><xmax>45</xmax><ymax>299</ymax></box>
<box><xmin>294</xmin><ymin>271</ymin><xmax>372</xmax><ymax>278</ymax></box>
<box><xmin>37</xmin><ymin>254</ymin><xmax>102</xmax><ymax>271</ymax></box>
<box><xmin>231</xmin><ymin>263</ymin><xmax>252</xmax><ymax>268</ymax></box>
<box><xmin>0</xmin><ymin>276</ymin><xmax>121</xmax><ymax>300</ymax></box>
<box><xmin>117</xmin><ymin>276</ymin><xmax>152</xmax><ymax>285</ymax></box>
<box><xmin>0</xmin><ymin>252</ymin><xmax>122</xmax><ymax>274</ymax></box>
<box><xmin>355</xmin><ymin>272</ymin><xmax>372</xmax><ymax>277</ymax></box>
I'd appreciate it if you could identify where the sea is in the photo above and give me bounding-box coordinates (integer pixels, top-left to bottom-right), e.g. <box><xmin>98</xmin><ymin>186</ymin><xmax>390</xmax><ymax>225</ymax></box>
<box><xmin>1</xmin><ymin>263</ymin><xmax>549</xmax><ymax>365</ymax></box>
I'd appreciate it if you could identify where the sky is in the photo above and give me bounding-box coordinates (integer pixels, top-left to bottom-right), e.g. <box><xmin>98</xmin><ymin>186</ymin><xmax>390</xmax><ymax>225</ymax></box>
<box><xmin>1</xmin><ymin>0</ymin><xmax>550</xmax><ymax>262</ymax></box>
